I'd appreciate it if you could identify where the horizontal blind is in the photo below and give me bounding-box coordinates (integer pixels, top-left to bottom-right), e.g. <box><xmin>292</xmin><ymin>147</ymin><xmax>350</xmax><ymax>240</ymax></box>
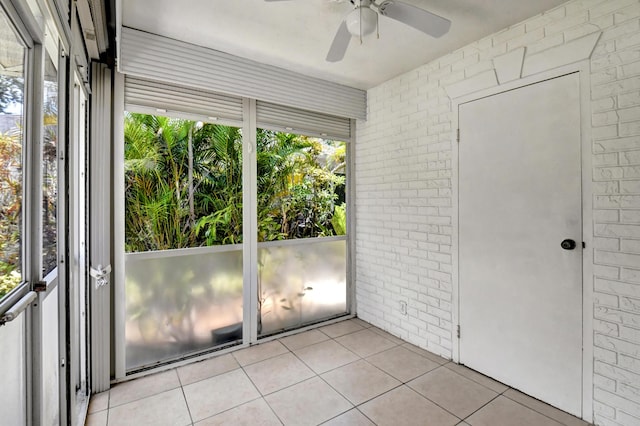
<box><xmin>119</xmin><ymin>27</ymin><xmax>366</xmax><ymax>120</ymax></box>
<box><xmin>124</xmin><ymin>76</ymin><xmax>243</xmax><ymax>124</ymax></box>
<box><xmin>257</xmin><ymin>101</ymin><xmax>351</xmax><ymax>141</ymax></box>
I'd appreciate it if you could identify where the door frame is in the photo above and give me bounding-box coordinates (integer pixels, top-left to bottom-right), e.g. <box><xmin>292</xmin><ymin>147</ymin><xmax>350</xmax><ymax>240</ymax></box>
<box><xmin>451</xmin><ymin>61</ymin><xmax>594</xmax><ymax>422</ymax></box>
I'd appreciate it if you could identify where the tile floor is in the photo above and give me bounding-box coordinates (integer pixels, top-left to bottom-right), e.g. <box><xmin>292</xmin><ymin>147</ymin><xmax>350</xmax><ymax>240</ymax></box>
<box><xmin>86</xmin><ymin>318</ymin><xmax>590</xmax><ymax>426</ymax></box>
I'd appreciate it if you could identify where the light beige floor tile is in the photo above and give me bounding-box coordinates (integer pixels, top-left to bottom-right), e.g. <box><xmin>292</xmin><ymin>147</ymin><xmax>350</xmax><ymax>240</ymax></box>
<box><xmin>243</xmin><ymin>352</ymin><xmax>315</xmax><ymax>395</ymax></box>
<box><xmin>457</xmin><ymin>422</ymin><xmax>471</xmax><ymax>426</ymax></box>
<box><xmin>408</xmin><ymin>367</ymin><xmax>498</xmax><ymax>419</ymax></box>
<box><xmin>88</xmin><ymin>391</ymin><xmax>109</xmax><ymax>413</ymax></box>
<box><xmin>322</xmin><ymin>409</ymin><xmax>375</xmax><ymax>426</ymax></box>
<box><xmin>322</xmin><ymin>360</ymin><xmax>401</xmax><ymax>405</ymax></box>
<box><xmin>319</xmin><ymin>320</ymin><xmax>364</xmax><ymax>338</ymax></box>
<box><xmin>177</xmin><ymin>353</ymin><xmax>239</xmax><ymax>386</ymax></box>
<box><xmin>350</xmin><ymin>318</ymin><xmax>373</xmax><ymax>329</ymax></box>
<box><xmin>335</xmin><ymin>329</ymin><xmax>397</xmax><ymax>358</ymax></box>
<box><xmin>107</xmin><ymin>388</ymin><xmax>191</xmax><ymax>426</ymax></box>
<box><xmin>369</xmin><ymin>327</ymin><xmax>406</xmax><ymax>345</ymax></box>
<box><xmin>359</xmin><ymin>385</ymin><xmax>459</xmax><ymax>426</ymax></box>
<box><xmin>265</xmin><ymin>377</ymin><xmax>352</xmax><ymax>426</ymax></box>
<box><xmin>367</xmin><ymin>346</ymin><xmax>440</xmax><ymax>382</ymax></box>
<box><xmin>109</xmin><ymin>370</ymin><xmax>181</xmax><ymax>407</ymax></box>
<box><xmin>195</xmin><ymin>398</ymin><xmax>281</xmax><ymax>426</ymax></box>
<box><xmin>402</xmin><ymin>343</ymin><xmax>449</xmax><ymax>365</ymax></box>
<box><xmin>503</xmin><ymin>389</ymin><xmax>588</xmax><ymax>426</ymax></box>
<box><xmin>293</xmin><ymin>339</ymin><xmax>359</xmax><ymax>374</ymax></box>
<box><xmin>233</xmin><ymin>340</ymin><xmax>289</xmax><ymax>366</ymax></box>
<box><xmin>183</xmin><ymin>368</ymin><xmax>260</xmax><ymax>422</ymax></box>
<box><xmin>444</xmin><ymin>363</ymin><xmax>508</xmax><ymax>394</ymax></box>
<box><xmin>279</xmin><ymin>329</ymin><xmax>330</xmax><ymax>351</ymax></box>
<box><xmin>466</xmin><ymin>396</ymin><xmax>564</xmax><ymax>426</ymax></box>
<box><xmin>85</xmin><ymin>410</ymin><xmax>107</xmax><ymax>426</ymax></box>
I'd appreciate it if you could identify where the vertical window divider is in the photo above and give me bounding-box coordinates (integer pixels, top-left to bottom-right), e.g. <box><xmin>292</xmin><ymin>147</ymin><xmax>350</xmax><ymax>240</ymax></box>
<box><xmin>27</xmin><ymin>41</ymin><xmax>45</xmax><ymax>426</ymax></box>
<box><xmin>113</xmin><ymin>71</ymin><xmax>126</xmax><ymax>380</ymax></box>
<box><xmin>347</xmin><ymin>119</ymin><xmax>356</xmax><ymax>314</ymax></box>
<box><xmin>242</xmin><ymin>98</ymin><xmax>258</xmax><ymax>344</ymax></box>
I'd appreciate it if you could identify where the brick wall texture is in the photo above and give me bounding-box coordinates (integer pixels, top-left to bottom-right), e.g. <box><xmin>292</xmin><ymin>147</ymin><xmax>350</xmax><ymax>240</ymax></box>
<box><xmin>354</xmin><ymin>0</ymin><xmax>640</xmax><ymax>424</ymax></box>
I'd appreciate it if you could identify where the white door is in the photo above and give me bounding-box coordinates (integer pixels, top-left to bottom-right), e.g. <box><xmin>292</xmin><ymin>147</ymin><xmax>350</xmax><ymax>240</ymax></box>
<box><xmin>458</xmin><ymin>73</ymin><xmax>583</xmax><ymax>416</ymax></box>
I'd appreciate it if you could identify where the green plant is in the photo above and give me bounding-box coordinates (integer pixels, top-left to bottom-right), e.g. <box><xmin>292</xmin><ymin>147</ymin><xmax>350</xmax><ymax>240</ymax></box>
<box><xmin>331</xmin><ymin>203</ymin><xmax>347</xmax><ymax>235</ymax></box>
<box><xmin>0</xmin><ymin>261</ymin><xmax>21</xmax><ymax>298</ymax></box>
<box><xmin>0</xmin><ymin>129</ymin><xmax>22</xmax><ymax>295</ymax></box>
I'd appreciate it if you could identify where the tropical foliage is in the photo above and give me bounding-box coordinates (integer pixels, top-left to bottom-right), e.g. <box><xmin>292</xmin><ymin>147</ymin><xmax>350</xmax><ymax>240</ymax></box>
<box><xmin>124</xmin><ymin>112</ymin><xmax>346</xmax><ymax>252</ymax></box>
<box><xmin>42</xmin><ymin>79</ymin><xmax>58</xmax><ymax>275</ymax></box>
<box><xmin>0</xmin><ymin>128</ymin><xmax>22</xmax><ymax>298</ymax></box>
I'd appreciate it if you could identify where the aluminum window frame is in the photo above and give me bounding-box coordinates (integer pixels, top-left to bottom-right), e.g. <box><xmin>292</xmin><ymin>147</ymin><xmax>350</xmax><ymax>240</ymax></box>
<box><xmin>114</xmin><ymin>77</ymin><xmax>355</xmax><ymax>377</ymax></box>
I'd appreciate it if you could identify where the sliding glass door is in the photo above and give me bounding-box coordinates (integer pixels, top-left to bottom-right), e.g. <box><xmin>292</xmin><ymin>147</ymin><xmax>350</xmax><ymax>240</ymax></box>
<box><xmin>0</xmin><ymin>5</ymin><xmax>28</xmax><ymax>422</ymax></box>
<box><xmin>118</xmin><ymin>78</ymin><xmax>351</xmax><ymax>374</ymax></box>
<box><xmin>256</xmin><ymin>130</ymin><xmax>348</xmax><ymax>336</ymax></box>
<box><xmin>123</xmin><ymin>113</ymin><xmax>244</xmax><ymax>370</ymax></box>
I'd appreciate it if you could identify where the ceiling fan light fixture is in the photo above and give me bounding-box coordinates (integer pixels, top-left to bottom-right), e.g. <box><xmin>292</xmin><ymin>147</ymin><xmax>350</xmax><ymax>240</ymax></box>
<box><xmin>345</xmin><ymin>6</ymin><xmax>377</xmax><ymax>37</ymax></box>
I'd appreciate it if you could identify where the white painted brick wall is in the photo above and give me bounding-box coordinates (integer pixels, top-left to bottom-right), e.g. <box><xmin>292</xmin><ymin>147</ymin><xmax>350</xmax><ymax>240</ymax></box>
<box><xmin>354</xmin><ymin>0</ymin><xmax>640</xmax><ymax>423</ymax></box>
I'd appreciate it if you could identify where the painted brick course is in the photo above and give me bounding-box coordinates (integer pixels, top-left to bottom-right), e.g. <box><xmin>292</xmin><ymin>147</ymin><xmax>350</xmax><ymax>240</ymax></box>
<box><xmin>355</xmin><ymin>0</ymin><xmax>640</xmax><ymax>423</ymax></box>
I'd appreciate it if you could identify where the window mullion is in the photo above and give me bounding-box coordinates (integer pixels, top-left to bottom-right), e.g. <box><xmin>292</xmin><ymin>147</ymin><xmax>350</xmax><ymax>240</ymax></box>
<box><xmin>242</xmin><ymin>98</ymin><xmax>258</xmax><ymax>344</ymax></box>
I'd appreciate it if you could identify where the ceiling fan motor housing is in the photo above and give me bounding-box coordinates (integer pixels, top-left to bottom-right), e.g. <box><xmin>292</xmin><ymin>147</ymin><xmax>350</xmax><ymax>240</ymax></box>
<box><xmin>346</xmin><ymin>0</ymin><xmax>377</xmax><ymax>37</ymax></box>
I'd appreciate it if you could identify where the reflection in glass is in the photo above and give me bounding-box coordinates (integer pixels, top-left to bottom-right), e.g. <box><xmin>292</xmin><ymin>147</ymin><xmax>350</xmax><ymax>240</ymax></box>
<box><xmin>0</xmin><ymin>8</ymin><xmax>25</xmax><ymax>298</ymax></box>
<box><xmin>259</xmin><ymin>239</ymin><xmax>347</xmax><ymax>336</ymax></box>
<box><xmin>42</xmin><ymin>53</ymin><xmax>58</xmax><ymax>276</ymax></box>
<box><xmin>125</xmin><ymin>247</ymin><xmax>243</xmax><ymax>370</ymax></box>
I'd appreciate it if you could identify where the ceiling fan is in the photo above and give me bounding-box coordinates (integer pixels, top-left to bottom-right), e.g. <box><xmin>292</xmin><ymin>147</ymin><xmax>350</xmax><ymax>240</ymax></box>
<box><xmin>264</xmin><ymin>0</ymin><xmax>451</xmax><ymax>62</ymax></box>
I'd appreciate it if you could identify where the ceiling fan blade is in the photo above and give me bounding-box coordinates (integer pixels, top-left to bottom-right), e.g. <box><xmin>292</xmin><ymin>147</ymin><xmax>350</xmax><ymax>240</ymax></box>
<box><xmin>378</xmin><ymin>1</ymin><xmax>451</xmax><ymax>38</ymax></box>
<box><xmin>326</xmin><ymin>21</ymin><xmax>351</xmax><ymax>63</ymax></box>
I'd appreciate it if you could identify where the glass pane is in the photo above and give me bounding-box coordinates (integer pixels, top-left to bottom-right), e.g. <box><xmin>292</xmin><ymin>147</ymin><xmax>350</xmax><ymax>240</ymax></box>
<box><xmin>257</xmin><ymin>129</ymin><xmax>346</xmax><ymax>242</ymax></box>
<box><xmin>257</xmin><ymin>129</ymin><xmax>348</xmax><ymax>335</ymax></box>
<box><xmin>0</xmin><ymin>7</ymin><xmax>26</xmax><ymax>299</ymax></box>
<box><xmin>125</xmin><ymin>247</ymin><xmax>243</xmax><ymax>369</ymax></box>
<box><xmin>0</xmin><ymin>314</ymin><xmax>26</xmax><ymax>424</ymax></box>
<box><xmin>41</xmin><ymin>286</ymin><xmax>60</xmax><ymax>425</ymax></box>
<box><xmin>124</xmin><ymin>113</ymin><xmax>243</xmax><ymax>369</ymax></box>
<box><xmin>259</xmin><ymin>239</ymin><xmax>347</xmax><ymax>335</ymax></box>
<box><xmin>124</xmin><ymin>114</ymin><xmax>243</xmax><ymax>251</ymax></box>
<box><xmin>42</xmin><ymin>53</ymin><xmax>58</xmax><ymax>276</ymax></box>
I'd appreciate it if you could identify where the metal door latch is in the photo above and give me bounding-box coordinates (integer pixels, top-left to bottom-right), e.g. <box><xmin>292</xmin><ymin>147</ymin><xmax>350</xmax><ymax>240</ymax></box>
<box><xmin>89</xmin><ymin>264</ymin><xmax>112</xmax><ymax>289</ymax></box>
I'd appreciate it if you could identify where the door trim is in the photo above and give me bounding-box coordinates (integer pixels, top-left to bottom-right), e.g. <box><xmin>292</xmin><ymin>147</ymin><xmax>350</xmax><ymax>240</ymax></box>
<box><xmin>450</xmin><ymin>61</ymin><xmax>594</xmax><ymax>422</ymax></box>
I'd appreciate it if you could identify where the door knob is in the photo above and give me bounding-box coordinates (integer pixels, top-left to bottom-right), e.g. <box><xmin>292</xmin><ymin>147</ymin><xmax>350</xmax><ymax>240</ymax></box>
<box><xmin>561</xmin><ymin>239</ymin><xmax>576</xmax><ymax>250</ymax></box>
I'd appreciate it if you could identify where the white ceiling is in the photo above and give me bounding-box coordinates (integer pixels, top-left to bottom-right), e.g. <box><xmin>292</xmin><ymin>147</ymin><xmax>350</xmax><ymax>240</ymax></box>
<box><xmin>122</xmin><ymin>0</ymin><xmax>568</xmax><ymax>90</ymax></box>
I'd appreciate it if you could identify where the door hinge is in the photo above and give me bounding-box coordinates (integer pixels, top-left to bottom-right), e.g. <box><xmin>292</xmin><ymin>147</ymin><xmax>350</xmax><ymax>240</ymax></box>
<box><xmin>582</xmin><ymin>241</ymin><xmax>586</xmax><ymax>249</ymax></box>
<box><xmin>456</xmin><ymin>129</ymin><xmax>460</xmax><ymax>143</ymax></box>
<box><xmin>456</xmin><ymin>325</ymin><xmax>461</xmax><ymax>339</ymax></box>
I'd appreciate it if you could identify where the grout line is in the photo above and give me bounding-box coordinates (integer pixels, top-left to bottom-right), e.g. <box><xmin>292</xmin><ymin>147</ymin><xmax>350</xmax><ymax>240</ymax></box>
<box><xmin>259</xmin><ymin>395</ymin><xmax>286</xmax><ymax>426</ymax></box>
<box><xmin>442</xmin><ymin>362</ymin><xmax>509</xmax><ymax>394</ymax></box>
<box><xmin>189</xmin><ymin>395</ymin><xmax>269</xmax><ymax>425</ymax></box>
<box><xmin>500</xmin><ymin>392</ymin><xmax>578</xmax><ymax>426</ymax></box>
<box><xmin>231</xmin><ymin>341</ymin><xmax>290</xmax><ymax>368</ymax></box>
<box><xmin>459</xmin><ymin>391</ymin><xmax>502</xmax><ymax>422</ymax></box>
<box><xmin>354</xmin><ymin>406</ymin><xmax>379</xmax><ymax>426</ymax></box>
<box><xmin>401</xmin><ymin>368</ymin><xmax>465</xmax><ymax>421</ymax></box>
<box><xmin>179</xmin><ymin>385</ymin><xmax>195</xmax><ymax>425</ymax></box>
<box><xmin>106</xmin><ymin>392</ymin><xmax>111</xmax><ymax>425</ymax></box>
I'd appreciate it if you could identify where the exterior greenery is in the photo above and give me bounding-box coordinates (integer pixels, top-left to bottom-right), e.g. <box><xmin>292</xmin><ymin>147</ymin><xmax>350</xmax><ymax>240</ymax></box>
<box><xmin>0</xmin><ymin>128</ymin><xmax>22</xmax><ymax>298</ymax></box>
<box><xmin>124</xmin><ymin>112</ymin><xmax>346</xmax><ymax>252</ymax></box>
